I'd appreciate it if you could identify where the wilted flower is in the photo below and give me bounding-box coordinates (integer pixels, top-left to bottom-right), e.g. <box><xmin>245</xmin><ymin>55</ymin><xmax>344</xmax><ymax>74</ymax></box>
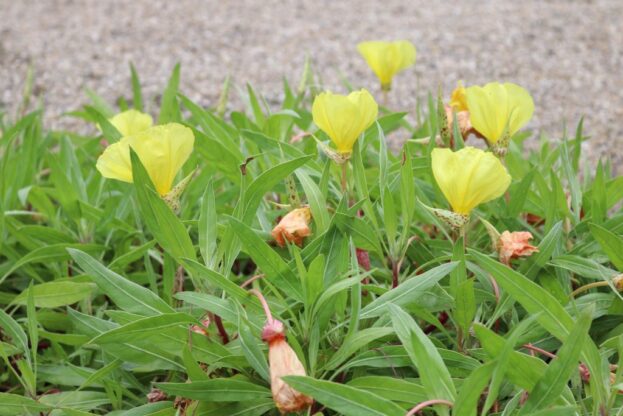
<box><xmin>312</xmin><ymin>90</ymin><xmax>378</xmax><ymax>156</ymax></box>
<box><xmin>261</xmin><ymin>319</ymin><xmax>312</xmax><ymax>413</ymax></box>
<box><xmin>271</xmin><ymin>207</ymin><xmax>312</xmax><ymax>247</ymax></box>
<box><xmin>431</xmin><ymin>147</ymin><xmax>511</xmax><ymax>223</ymax></box>
<box><xmin>357</xmin><ymin>40</ymin><xmax>416</xmax><ymax>91</ymax></box>
<box><xmin>108</xmin><ymin>109</ymin><xmax>153</xmax><ymax>137</ymax></box>
<box><xmin>465</xmin><ymin>82</ymin><xmax>534</xmax><ymax>153</ymax></box>
<box><xmin>190</xmin><ymin>317</ymin><xmax>211</xmax><ymax>336</ymax></box>
<box><xmin>444</xmin><ymin>105</ymin><xmax>473</xmax><ymax>139</ymax></box>
<box><xmin>147</xmin><ymin>388</ymin><xmax>167</xmax><ymax>403</ymax></box>
<box><xmin>250</xmin><ymin>289</ymin><xmax>313</xmax><ymax>414</ymax></box>
<box><xmin>96</xmin><ymin>123</ymin><xmax>194</xmax><ymax>196</ymax></box>
<box><xmin>614</xmin><ymin>275</ymin><xmax>623</xmax><ymax>291</ymax></box>
<box><xmin>498</xmin><ymin>231</ymin><xmax>539</xmax><ymax>265</ymax></box>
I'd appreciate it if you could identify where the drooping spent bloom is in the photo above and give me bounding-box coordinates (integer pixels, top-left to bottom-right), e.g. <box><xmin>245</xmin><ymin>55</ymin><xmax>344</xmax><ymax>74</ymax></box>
<box><xmin>312</xmin><ymin>89</ymin><xmax>378</xmax><ymax>157</ymax></box>
<box><xmin>250</xmin><ymin>289</ymin><xmax>312</xmax><ymax>414</ymax></box>
<box><xmin>465</xmin><ymin>82</ymin><xmax>534</xmax><ymax>153</ymax></box>
<box><xmin>96</xmin><ymin>123</ymin><xmax>194</xmax><ymax>196</ymax></box>
<box><xmin>498</xmin><ymin>231</ymin><xmax>539</xmax><ymax>266</ymax></box>
<box><xmin>271</xmin><ymin>207</ymin><xmax>312</xmax><ymax>247</ymax></box>
<box><xmin>262</xmin><ymin>319</ymin><xmax>313</xmax><ymax>413</ymax></box>
<box><xmin>108</xmin><ymin>109</ymin><xmax>153</xmax><ymax>137</ymax></box>
<box><xmin>357</xmin><ymin>40</ymin><xmax>416</xmax><ymax>91</ymax></box>
<box><xmin>431</xmin><ymin>147</ymin><xmax>511</xmax><ymax>226</ymax></box>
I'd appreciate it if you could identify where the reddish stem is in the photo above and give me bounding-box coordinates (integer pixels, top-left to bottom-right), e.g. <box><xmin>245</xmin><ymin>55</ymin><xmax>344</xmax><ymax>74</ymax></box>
<box><xmin>240</xmin><ymin>273</ymin><xmax>265</xmax><ymax>288</ymax></box>
<box><xmin>405</xmin><ymin>399</ymin><xmax>453</xmax><ymax>416</ymax></box>
<box><xmin>391</xmin><ymin>260</ymin><xmax>400</xmax><ymax>288</ymax></box>
<box><xmin>249</xmin><ymin>288</ymin><xmax>274</xmax><ymax>322</ymax></box>
<box><xmin>523</xmin><ymin>343</ymin><xmax>556</xmax><ymax>359</ymax></box>
<box><xmin>213</xmin><ymin>315</ymin><xmax>230</xmax><ymax>344</ymax></box>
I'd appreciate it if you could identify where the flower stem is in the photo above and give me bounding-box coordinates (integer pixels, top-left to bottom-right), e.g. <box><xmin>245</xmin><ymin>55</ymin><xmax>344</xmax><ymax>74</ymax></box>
<box><xmin>405</xmin><ymin>399</ymin><xmax>453</xmax><ymax>416</ymax></box>
<box><xmin>249</xmin><ymin>288</ymin><xmax>273</xmax><ymax>322</ymax></box>
<box><xmin>570</xmin><ymin>281</ymin><xmax>609</xmax><ymax>298</ymax></box>
<box><xmin>213</xmin><ymin>314</ymin><xmax>230</xmax><ymax>344</ymax></box>
<box><xmin>341</xmin><ymin>162</ymin><xmax>348</xmax><ymax>196</ymax></box>
<box><xmin>391</xmin><ymin>259</ymin><xmax>399</xmax><ymax>288</ymax></box>
<box><xmin>240</xmin><ymin>273</ymin><xmax>265</xmax><ymax>288</ymax></box>
<box><xmin>523</xmin><ymin>343</ymin><xmax>556</xmax><ymax>359</ymax></box>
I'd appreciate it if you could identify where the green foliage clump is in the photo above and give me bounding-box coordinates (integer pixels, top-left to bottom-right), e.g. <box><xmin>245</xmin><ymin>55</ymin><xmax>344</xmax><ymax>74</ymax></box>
<box><xmin>1</xmin><ymin>63</ymin><xmax>623</xmax><ymax>416</ymax></box>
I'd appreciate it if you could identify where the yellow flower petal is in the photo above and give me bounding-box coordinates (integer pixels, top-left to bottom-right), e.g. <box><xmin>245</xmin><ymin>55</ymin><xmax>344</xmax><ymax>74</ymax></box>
<box><xmin>449</xmin><ymin>81</ymin><xmax>468</xmax><ymax>112</ymax></box>
<box><xmin>357</xmin><ymin>40</ymin><xmax>416</xmax><ymax>88</ymax></box>
<box><xmin>96</xmin><ymin>123</ymin><xmax>194</xmax><ymax>196</ymax></box>
<box><xmin>431</xmin><ymin>147</ymin><xmax>511</xmax><ymax>215</ymax></box>
<box><xmin>108</xmin><ymin>109</ymin><xmax>153</xmax><ymax>137</ymax></box>
<box><xmin>465</xmin><ymin>82</ymin><xmax>534</xmax><ymax>145</ymax></box>
<box><xmin>312</xmin><ymin>89</ymin><xmax>378</xmax><ymax>154</ymax></box>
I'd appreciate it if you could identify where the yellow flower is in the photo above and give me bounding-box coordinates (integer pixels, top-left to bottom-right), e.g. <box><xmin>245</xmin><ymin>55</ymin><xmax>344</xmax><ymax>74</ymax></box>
<box><xmin>465</xmin><ymin>82</ymin><xmax>534</xmax><ymax>145</ymax></box>
<box><xmin>108</xmin><ymin>109</ymin><xmax>153</xmax><ymax>137</ymax></box>
<box><xmin>449</xmin><ymin>81</ymin><xmax>468</xmax><ymax>112</ymax></box>
<box><xmin>312</xmin><ymin>89</ymin><xmax>378</xmax><ymax>155</ymax></box>
<box><xmin>431</xmin><ymin>147</ymin><xmax>511</xmax><ymax>215</ymax></box>
<box><xmin>357</xmin><ymin>40</ymin><xmax>416</xmax><ymax>90</ymax></box>
<box><xmin>96</xmin><ymin>123</ymin><xmax>194</xmax><ymax>196</ymax></box>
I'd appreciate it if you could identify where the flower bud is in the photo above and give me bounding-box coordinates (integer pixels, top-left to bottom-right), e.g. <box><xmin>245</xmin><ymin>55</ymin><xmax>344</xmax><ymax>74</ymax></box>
<box><xmin>271</xmin><ymin>207</ymin><xmax>312</xmax><ymax>247</ymax></box>
<box><xmin>262</xmin><ymin>319</ymin><xmax>313</xmax><ymax>414</ymax></box>
<box><xmin>498</xmin><ymin>231</ymin><xmax>539</xmax><ymax>266</ymax></box>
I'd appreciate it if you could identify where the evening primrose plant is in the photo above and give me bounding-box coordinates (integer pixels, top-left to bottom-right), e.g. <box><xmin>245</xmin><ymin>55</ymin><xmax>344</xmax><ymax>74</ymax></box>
<box><xmin>1</xmin><ymin>55</ymin><xmax>623</xmax><ymax>416</ymax></box>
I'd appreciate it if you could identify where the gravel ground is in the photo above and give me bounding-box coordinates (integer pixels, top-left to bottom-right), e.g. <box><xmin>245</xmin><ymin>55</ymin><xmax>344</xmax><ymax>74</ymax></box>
<box><xmin>1</xmin><ymin>0</ymin><xmax>622</xmax><ymax>168</ymax></box>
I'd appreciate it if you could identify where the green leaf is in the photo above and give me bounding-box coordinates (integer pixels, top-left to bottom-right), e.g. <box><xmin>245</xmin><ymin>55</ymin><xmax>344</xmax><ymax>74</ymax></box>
<box><xmin>130</xmin><ymin>150</ymin><xmax>196</xmax><ymax>263</ymax></box>
<box><xmin>0</xmin><ymin>393</ymin><xmax>50</xmax><ymax>415</ymax></box>
<box><xmin>296</xmin><ymin>170</ymin><xmax>330</xmax><ymax>234</ymax></box>
<box><xmin>179</xmin><ymin>260</ymin><xmax>263</xmax><ymax>316</ymax></box>
<box><xmin>129</xmin><ymin>63</ymin><xmax>144</xmax><ymax>112</ymax></box>
<box><xmin>68</xmin><ymin>249</ymin><xmax>174</xmax><ymax>315</ymax></box>
<box><xmin>89</xmin><ymin>313</ymin><xmax>197</xmax><ymax>344</ymax></box>
<box><xmin>360</xmin><ymin>262</ymin><xmax>457</xmax><ymax>318</ymax></box>
<box><xmin>589</xmin><ymin>223</ymin><xmax>623</xmax><ymax>271</ymax></box>
<box><xmin>157</xmin><ymin>379</ymin><xmax>270</xmax><ymax>402</ymax></box>
<box><xmin>324</xmin><ymin>327</ymin><xmax>393</xmax><ymax>371</ymax></box>
<box><xmin>347</xmin><ymin>376</ymin><xmax>427</xmax><ymax>404</ymax></box>
<box><xmin>282</xmin><ymin>376</ymin><xmax>404</xmax><ymax>416</ymax></box>
<box><xmin>227</xmin><ymin>217</ymin><xmax>302</xmax><ymax>301</ymax></box>
<box><xmin>454</xmin><ymin>279</ymin><xmax>475</xmax><ymax>336</ymax></box>
<box><xmin>237</xmin><ymin>321</ymin><xmax>270</xmax><ymax>382</ymax></box>
<box><xmin>199</xmin><ymin>181</ymin><xmax>218</xmax><ymax>268</ymax></box>
<box><xmin>0</xmin><ymin>310</ymin><xmax>29</xmax><ymax>358</ymax></box>
<box><xmin>13</xmin><ymin>281</ymin><xmax>95</xmax><ymax>308</ymax></box>
<box><xmin>242</xmin><ymin>156</ymin><xmax>313</xmax><ymax>222</ymax></box>
<box><xmin>452</xmin><ymin>362</ymin><xmax>495</xmax><ymax>416</ymax></box>
<box><xmin>470</xmin><ymin>250</ymin><xmax>608</xmax><ymax>408</ymax></box>
<box><xmin>159</xmin><ymin>64</ymin><xmax>181</xmax><ymax>123</ymax></box>
<box><xmin>1</xmin><ymin>243</ymin><xmax>103</xmax><ymax>284</ymax></box>
<box><xmin>518</xmin><ymin>221</ymin><xmax>563</xmax><ymax>278</ymax></box>
<box><xmin>389</xmin><ymin>304</ymin><xmax>456</xmax><ymax>404</ymax></box>
<box><xmin>83</xmin><ymin>105</ymin><xmax>121</xmax><ymax>142</ymax></box>
<box><xmin>473</xmin><ymin>324</ymin><xmax>547</xmax><ymax>391</ymax></box>
<box><xmin>118</xmin><ymin>402</ymin><xmax>175</xmax><ymax>416</ymax></box>
<box><xmin>519</xmin><ymin>306</ymin><xmax>593</xmax><ymax>414</ymax></box>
